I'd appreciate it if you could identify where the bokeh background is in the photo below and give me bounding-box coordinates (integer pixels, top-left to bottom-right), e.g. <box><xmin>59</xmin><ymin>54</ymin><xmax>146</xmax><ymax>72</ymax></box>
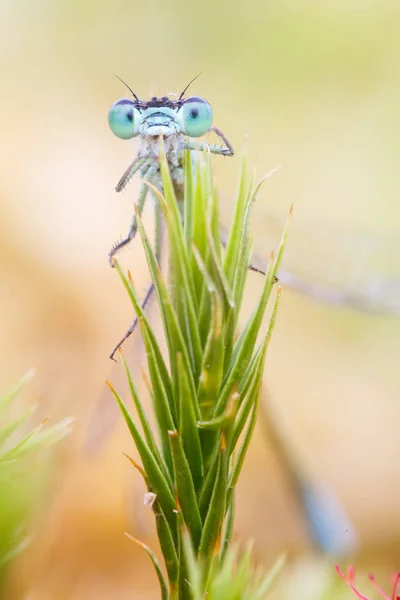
<box><xmin>1</xmin><ymin>0</ymin><xmax>399</xmax><ymax>597</ymax></box>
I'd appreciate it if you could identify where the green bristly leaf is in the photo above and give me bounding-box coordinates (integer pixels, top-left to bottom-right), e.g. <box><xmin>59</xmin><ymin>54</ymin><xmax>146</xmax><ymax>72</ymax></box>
<box><xmin>135</xmin><ymin>207</ymin><xmax>198</xmax><ymax>406</ymax></box>
<box><xmin>114</xmin><ymin>261</ymin><xmax>174</xmax><ymax>415</ymax></box>
<box><xmin>228</xmin><ymin>394</ymin><xmax>259</xmax><ymax>495</ymax></box>
<box><xmin>169</xmin><ymin>430</ymin><xmax>202</xmax><ymax>550</ymax></box>
<box><xmin>177</xmin><ymin>354</ymin><xmax>203</xmax><ymax>494</ymax></box>
<box><xmin>111</xmin><ymin>148</ymin><xmax>289</xmax><ymax>597</ymax></box>
<box><xmin>196</xmin><ymin>293</ymin><xmax>225</xmax><ymax>421</ymax></box>
<box><xmin>154</xmin><ymin>500</ymin><xmax>179</xmax><ymax>588</ymax></box>
<box><xmin>145</xmin><ymin>342</ymin><xmax>176</xmax><ymax>475</ymax></box>
<box><xmin>198</xmin><ymin>434</ymin><xmax>228</xmax><ymax>576</ymax></box>
<box><xmin>107</xmin><ymin>382</ymin><xmax>177</xmax><ymax>530</ymax></box>
<box><xmin>183</xmin><ymin>150</ymin><xmax>195</xmax><ymax>256</ymax></box>
<box><xmin>119</xmin><ymin>351</ymin><xmax>170</xmax><ymax>480</ymax></box>
<box><xmin>219</xmin><ymin>494</ymin><xmax>235</xmax><ymax>565</ymax></box>
<box><xmin>223</xmin><ymin>155</ymin><xmax>252</xmax><ymax>286</ymax></box>
<box><xmin>198</xmin><ymin>443</ymin><xmax>220</xmax><ymax>521</ymax></box>
<box><xmin>125</xmin><ymin>533</ymin><xmax>169</xmax><ymax>600</ymax></box>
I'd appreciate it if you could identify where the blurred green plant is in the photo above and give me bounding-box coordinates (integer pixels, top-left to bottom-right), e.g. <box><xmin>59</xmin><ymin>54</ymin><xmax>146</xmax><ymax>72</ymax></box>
<box><xmin>108</xmin><ymin>144</ymin><xmax>290</xmax><ymax>599</ymax></box>
<box><xmin>181</xmin><ymin>533</ymin><xmax>285</xmax><ymax>600</ymax></box>
<box><xmin>0</xmin><ymin>370</ymin><xmax>72</xmax><ymax>593</ymax></box>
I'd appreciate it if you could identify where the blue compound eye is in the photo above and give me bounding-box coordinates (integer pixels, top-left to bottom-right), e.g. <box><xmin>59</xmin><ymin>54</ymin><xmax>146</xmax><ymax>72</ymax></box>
<box><xmin>108</xmin><ymin>98</ymin><xmax>137</xmax><ymax>139</ymax></box>
<box><xmin>181</xmin><ymin>96</ymin><xmax>213</xmax><ymax>137</ymax></box>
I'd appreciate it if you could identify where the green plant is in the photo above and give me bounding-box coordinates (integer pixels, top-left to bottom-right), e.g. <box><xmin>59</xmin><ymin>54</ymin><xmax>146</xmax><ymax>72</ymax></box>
<box><xmin>182</xmin><ymin>535</ymin><xmax>285</xmax><ymax>600</ymax></box>
<box><xmin>108</xmin><ymin>145</ymin><xmax>290</xmax><ymax>599</ymax></box>
<box><xmin>0</xmin><ymin>370</ymin><xmax>72</xmax><ymax>592</ymax></box>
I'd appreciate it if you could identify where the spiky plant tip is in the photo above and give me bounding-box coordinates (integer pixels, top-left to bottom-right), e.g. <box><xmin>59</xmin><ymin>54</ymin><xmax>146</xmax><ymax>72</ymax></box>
<box><xmin>182</xmin><ymin>528</ymin><xmax>286</xmax><ymax>600</ymax></box>
<box><xmin>113</xmin><ymin>149</ymin><xmax>289</xmax><ymax>598</ymax></box>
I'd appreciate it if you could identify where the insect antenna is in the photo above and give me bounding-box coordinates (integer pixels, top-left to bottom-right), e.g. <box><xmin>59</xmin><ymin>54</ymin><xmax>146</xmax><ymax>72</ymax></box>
<box><xmin>178</xmin><ymin>72</ymin><xmax>203</xmax><ymax>100</ymax></box>
<box><xmin>114</xmin><ymin>75</ymin><xmax>140</xmax><ymax>102</ymax></box>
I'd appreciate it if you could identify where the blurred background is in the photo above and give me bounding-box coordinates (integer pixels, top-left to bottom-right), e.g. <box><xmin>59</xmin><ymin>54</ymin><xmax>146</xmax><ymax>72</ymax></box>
<box><xmin>1</xmin><ymin>0</ymin><xmax>399</xmax><ymax>597</ymax></box>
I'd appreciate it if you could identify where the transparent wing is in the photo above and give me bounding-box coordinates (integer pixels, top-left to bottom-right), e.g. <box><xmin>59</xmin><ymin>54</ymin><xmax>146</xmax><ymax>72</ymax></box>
<box><xmin>248</xmin><ymin>211</ymin><xmax>400</xmax><ymax>316</ymax></box>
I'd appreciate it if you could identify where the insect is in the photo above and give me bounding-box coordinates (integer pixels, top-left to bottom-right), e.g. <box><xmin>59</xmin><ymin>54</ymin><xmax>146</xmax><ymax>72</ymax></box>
<box><xmin>107</xmin><ymin>77</ymin><xmax>400</xmax><ymax>361</ymax></box>
<box><xmin>107</xmin><ymin>75</ymin><xmax>235</xmax><ymax>359</ymax></box>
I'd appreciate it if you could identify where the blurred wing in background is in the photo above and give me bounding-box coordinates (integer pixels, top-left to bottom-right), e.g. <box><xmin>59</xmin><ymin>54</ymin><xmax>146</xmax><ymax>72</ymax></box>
<box><xmin>249</xmin><ymin>213</ymin><xmax>400</xmax><ymax>316</ymax></box>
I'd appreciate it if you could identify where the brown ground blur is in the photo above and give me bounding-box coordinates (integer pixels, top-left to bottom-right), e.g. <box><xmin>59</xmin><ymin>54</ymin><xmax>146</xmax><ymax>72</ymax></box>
<box><xmin>1</xmin><ymin>0</ymin><xmax>399</xmax><ymax>597</ymax></box>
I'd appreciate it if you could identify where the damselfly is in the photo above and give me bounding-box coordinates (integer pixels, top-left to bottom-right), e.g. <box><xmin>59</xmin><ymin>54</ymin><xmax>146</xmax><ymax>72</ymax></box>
<box><xmin>88</xmin><ymin>81</ymin><xmax>396</xmax><ymax>550</ymax></box>
<box><xmin>107</xmin><ymin>75</ymin><xmax>236</xmax><ymax>359</ymax></box>
<box><xmin>107</xmin><ymin>77</ymin><xmax>400</xmax><ymax>361</ymax></box>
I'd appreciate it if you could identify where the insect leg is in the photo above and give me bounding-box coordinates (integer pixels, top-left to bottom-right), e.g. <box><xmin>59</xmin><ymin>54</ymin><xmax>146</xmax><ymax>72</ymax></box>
<box><xmin>109</xmin><ymin>166</ymin><xmax>163</xmax><ymax>360</ymax></box>
<box><xmin>182</xmin><ymin>141</ymin><xmax>233</xmax><ymax>156</ymax></box>
<box><xmin>182</xmin><ymin>126</ymin><xmax>234</xmax><ymax>157</ymax></box>
<box><xmin>248</xmin><ymin>261</ymin><xmax>279</xmax><ymax>283</ymax></box>
<box><xmin>249</xmin><ymin>262</ymin><xmax>265</xmax><ymax>274</ymax></box>
<box><xmin>109</xmin><ymin>282</ymin><xmax>155</xmax><ymax>360</ymax></box>
<box><xmin>115</xmin><ymin>156</ymin><xmax>149</xmax><ymax>192</ymax></box>
<box><xmin>108</xmin><ymin>165</ymin><xmax>152</xmax><ymax>267</ymax></box>
<box><xmin>219</xmin><ymin>226</ymin><xmax>277</xmax><ymax>280</ymax></box>
<box><xmin>208</xmin><ymin>126</ymin><xmax>234</xmax><ymax>156</ymax></box>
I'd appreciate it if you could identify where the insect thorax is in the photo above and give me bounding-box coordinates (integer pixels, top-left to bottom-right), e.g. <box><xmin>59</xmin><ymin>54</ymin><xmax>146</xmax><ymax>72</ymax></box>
<box><xmin>138</xmin><ymin>133</ymin><xmax>184</xmax><ymax>168</ymax></box>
